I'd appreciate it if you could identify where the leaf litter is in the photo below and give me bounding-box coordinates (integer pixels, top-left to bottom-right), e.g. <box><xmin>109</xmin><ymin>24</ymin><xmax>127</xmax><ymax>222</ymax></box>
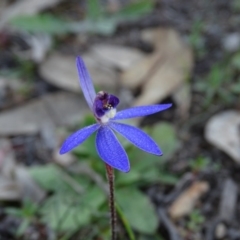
<box><xmin>121</xmin><ymin>27</ymin><xmax>193</xmax><ymax>109</ymax></box>
<box><xmin>205</xmin><ymin>110</ymin><xmax>240</xmax><ymax>164</ymax></box>
<box><xmin>0</xmin><ymin>92</ymin><xmax>88</xmax><ymax>135</ymax></box>
<box><xmin>39</xmin><ymin>52</ymin><xmax>118</xmax><ymax>93</ymax></box>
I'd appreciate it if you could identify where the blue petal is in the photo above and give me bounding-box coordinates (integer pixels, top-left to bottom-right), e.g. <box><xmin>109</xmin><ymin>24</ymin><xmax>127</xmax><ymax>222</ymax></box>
<box><xmin>60</xmin><ymin>124</ymin><xmax>100</xmax><ymax>154</ymax></box>
<box><xmin>96</xmin><ymin>126</ymin><xmax>130</xmax><ymax>172</ymax></box>
<box><xmin>110</xmin><ymin>122</ymin><xmax>162</xmax><ymax>155</ymax></box>
<box><xmin>113</xmin><ymin>104</ymin><xmax>172</xmax><ymax>120</ymax></box>
<box><xmin>76</xmin><ymin>56</ymin><xmax>96</xmax><ymax>110</ymax></box>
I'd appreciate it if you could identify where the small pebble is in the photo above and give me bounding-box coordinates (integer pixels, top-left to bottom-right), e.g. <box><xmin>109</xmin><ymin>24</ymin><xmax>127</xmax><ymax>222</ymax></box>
<box><xmin>215</xmin><ymin>222</ymin><xmax>227</xmax><ymax>239</ymax></box>
<box><xmin>223</xmin><ymin>33</ymin><xmax>240</xmax><ymax>52</ymax></box>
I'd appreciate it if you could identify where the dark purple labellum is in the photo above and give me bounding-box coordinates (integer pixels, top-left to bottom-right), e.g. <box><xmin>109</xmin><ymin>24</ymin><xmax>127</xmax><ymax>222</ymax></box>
<box><xmin>93</xmin><ymin>91</ymin><xmax>119</xmax><ymax>118</ymax></box>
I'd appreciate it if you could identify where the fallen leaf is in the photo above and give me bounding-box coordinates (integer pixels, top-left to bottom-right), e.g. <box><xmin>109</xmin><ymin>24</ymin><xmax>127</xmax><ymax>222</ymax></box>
<box><xmin>121</xmin><ymin>53</ymin><xmax>160</xmax><ymax>89</ymax></box>
<box><xmin>0</xmin><ymin>92</ymin><xmax>88</xmax><ymax>136</ymax></box>
<box><xmin>0</xmin><ymin>0</ymin><xmax>63</xmax><ymax>29</ymax></box>
<box><xmin>121</xmin><ymin>27</ymin><xmax>193</xmax><ymax>106</ymax></box>
<box><xmin>15</xmin><ymin>33</ymin><xmax>52</xmax><ymax>63</ymax></box>
<box><xmin>168</xmin><ymin>181</ymin><xmax>209</xmax><ymax>219</ymax></box>
<box><xmin>91</xmin><ymin>43</ymin><xmax>146</xmax><ymax>70</ymax></box>
<box><xmin>205</xmin><ymin>110</ymin><xmax>240</xmax><ymax>163</ymax></box>
<box><xmin>39</xmin><ymin>52</ymin><xmax>118</xmax><ymax>92</ymax></box>
<box><xmin>172</xmin><ymin>83</ymin><xmax>191</xmax><ymax>119</ymax></box>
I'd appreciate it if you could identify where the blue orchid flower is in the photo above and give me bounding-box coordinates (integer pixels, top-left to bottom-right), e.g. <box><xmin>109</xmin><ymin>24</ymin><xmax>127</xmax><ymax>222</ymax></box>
<box><xmin>60</xmin><ymin>56</ymin><xmax>172</xmax><ymax>172</ymax></box>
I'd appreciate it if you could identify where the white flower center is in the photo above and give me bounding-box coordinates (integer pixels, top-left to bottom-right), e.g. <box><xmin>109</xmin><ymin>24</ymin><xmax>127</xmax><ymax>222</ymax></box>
<box><xmin>100</xmin><ymin>108</ymin><xmax>116</xmax><ymax>123</ymax></box>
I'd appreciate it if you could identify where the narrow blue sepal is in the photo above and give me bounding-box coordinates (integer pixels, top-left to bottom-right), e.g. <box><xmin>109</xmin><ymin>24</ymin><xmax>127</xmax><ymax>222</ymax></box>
<box><xmin>76</xmin><ymin>56</ymin><xmax>96</xmax><ymax>110</ymax></box>
<box><xmin>110</xmin><ymin>122</ymin><xmax>162</xmax><ymax>155</ymax></box>
<box><xmin>96</xmin><ymin>126</ymin><xmax>130</xmax><ymax>172</ymax></box>
<box><xmin>113</xmin><ymin>104</ymin><xmax>172</xmax><ymax>120</ymax></box>
<box><xmin>60</xmin><ymin>124</ymin><xmax>100</xmax><ymax>154</ymax></box>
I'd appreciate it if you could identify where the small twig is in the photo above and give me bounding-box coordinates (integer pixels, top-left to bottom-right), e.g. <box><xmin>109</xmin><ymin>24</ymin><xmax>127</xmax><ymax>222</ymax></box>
<box><xmin>163</xmin><ymin>173</ymin><xmax>194</xmax><ymax>204</ymax></box>
<box><xmin>219</xmin><ymin>178</ymin><xmax>238</xmax><ymax>222</ymax></box>
<box><xmin>158</xmin><ymin>208</ymin><xmax>183</xmax><ymax>240</ymax></box>
<box><xmin>205</xmin><ymin>218</ymin><xmax>221</xmax><ymax>240</ymax></box>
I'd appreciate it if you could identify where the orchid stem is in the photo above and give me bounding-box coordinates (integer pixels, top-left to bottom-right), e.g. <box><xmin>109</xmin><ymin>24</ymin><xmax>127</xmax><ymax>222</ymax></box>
<box><xmin>105</xmin><ymin>164</ymin><xmax>117</xmax><ymax>240</ymax></box>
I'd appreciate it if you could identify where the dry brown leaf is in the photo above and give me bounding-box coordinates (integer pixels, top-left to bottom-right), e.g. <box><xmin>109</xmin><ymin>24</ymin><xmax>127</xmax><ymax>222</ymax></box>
<box><xmin>121</xmin><ymin>28</ymin><xmax>193</xmax><ymax>106</ymax></box>
<box><xmin>0</xmin><ymin>92</ymin><xmax>88</xmax><ymax>136</ymax></box>
<box><xmin>91</xmin><ymin>44</ymin><xmax>146</xmax><ymax>70</ymax></box>
<box><xmin>168</xmin><ymin>181</ymin><xmax>209</xmax><ymax>219</ymax></box>
<box><xmin>205</xmin><ymin>110</ymin><xmax>240</xmax><ymax>164</ymax></box>
<box><xmin>40</xmin><ymin>52</ymin><xmax>117</xmax><ymax>92</ymax></box>
<box><xmin>121</xmin><ymin>53</ymin><xmax>160</xmax><ymax>89</ymax></box>
<box><xmin>172</xmin><ymin>83</ymin><xmax>191</xmax><ymax>119</ymax></box>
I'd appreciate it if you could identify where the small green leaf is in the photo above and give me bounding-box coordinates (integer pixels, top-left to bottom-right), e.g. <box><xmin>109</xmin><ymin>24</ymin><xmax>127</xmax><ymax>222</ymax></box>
<box><xmin>81</xmin><ymin>186</ymin><xmax>106</xmax><ymax>209</ymax></box>
<box><xmin>41</xmin><ymin>186</ymin><xmax>105</xmax><ymax>233</ymax></box>
<box><xmin>74</xmin><ymin>133</ymin><xmax>98</xmax><ymax>158</ymax></box>
<box><xmin>116</xmin><ymin>187</ymin><xmax>158</xmax><ymax>234</ymax></box>
<box><xmin>118</xmin><ymin>0</ymin><xmax>154</xmax><ymax>18</ymax></box>
<box><xmin>10</xmin><ymin>14</ymin><xmax>69</xmax><ymax>34</ymax></box>
<box><xmin>141</xmin><ymin>167</ymin><xmax>178</xmax><ymax>185</ymax></box>
<box><xmin>156</xmin><ymin>172</ymin><xmax>179</xmax><ymax>185</ymax></box>
<box><xmin>232</xmin><ymin>0</ymin><xmax>240</xmax><ymax>12</ymax></box>
<box><xmin>189</xmin><ymin>156</ymin><xmax>210</xmax><ymax>171</ymax></box>
<box><xmin>5</xmin><ymin>208</ymin><xmax>23</xmax><ymax>217</ymax></box>
<box><xmin>76</xmin><ymin>19</ymin><xmax>117</xmax><ymax>35</ymax></box>
<box><xmin>86</xmin><ymin>0</ymin><xmax>103</xmax><ymax>20</ymax></box>
<box><xmin>149</xmin><ymin>122</ymin><xmax>180</xmax><ymax>161</ymax></box>
<box><xmin>114</xmin><ymin>122</ymin><xmax>179</xmax><ymax>186</ymax></box>
<box><xmin>116</xmin><ymin>169</ymin><xmax>141</xmax><ymax>186</ymax></box>
<box><xmin>231</xmin><ymin>52</ymin><xmax>240</xmax><ymax>70</ymax></box>
<box><xmin>17</xmin><ymin>219</ymin><xmax>30</xmax><ymax>237</ymax></box>
<box><xmin>41</xmin><ymin>195</ymin><xmax>91</xmax><ymax>232</ymax></box>
<box><xmin>231</xmin><ymin>82</ymin><xmax>240</xmax><ymax>93</ymax></box>
<box><xmin>29</xmin><ymin>164</ymin><xmax>63</xmax><ymax>191</ymax></box>
<box><xmin>139</xmin><ymin>234</ymin><xmax>165</xmax><ymax>240</ymax></box>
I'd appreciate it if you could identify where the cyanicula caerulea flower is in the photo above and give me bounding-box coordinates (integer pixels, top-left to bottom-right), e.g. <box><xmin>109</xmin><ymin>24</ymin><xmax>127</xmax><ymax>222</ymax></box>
<box><xmin>60</xmin><ymin>56</ymin><xmax>172</xmax><ymax>172</ymax></box>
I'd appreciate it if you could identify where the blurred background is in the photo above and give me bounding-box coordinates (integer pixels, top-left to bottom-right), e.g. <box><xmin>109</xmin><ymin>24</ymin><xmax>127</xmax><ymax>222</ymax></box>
<box><xmin>0</xmin><ymin>0</ymin><xmax>240</xmax><ymax>239</ymax></box>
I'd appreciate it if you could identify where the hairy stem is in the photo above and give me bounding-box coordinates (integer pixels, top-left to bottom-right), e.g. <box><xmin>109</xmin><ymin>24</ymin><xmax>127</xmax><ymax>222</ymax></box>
<box><xmin>105</xmin><ymin>164</ymin><xmax>117</xmax><ymax>240</ymax></box>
